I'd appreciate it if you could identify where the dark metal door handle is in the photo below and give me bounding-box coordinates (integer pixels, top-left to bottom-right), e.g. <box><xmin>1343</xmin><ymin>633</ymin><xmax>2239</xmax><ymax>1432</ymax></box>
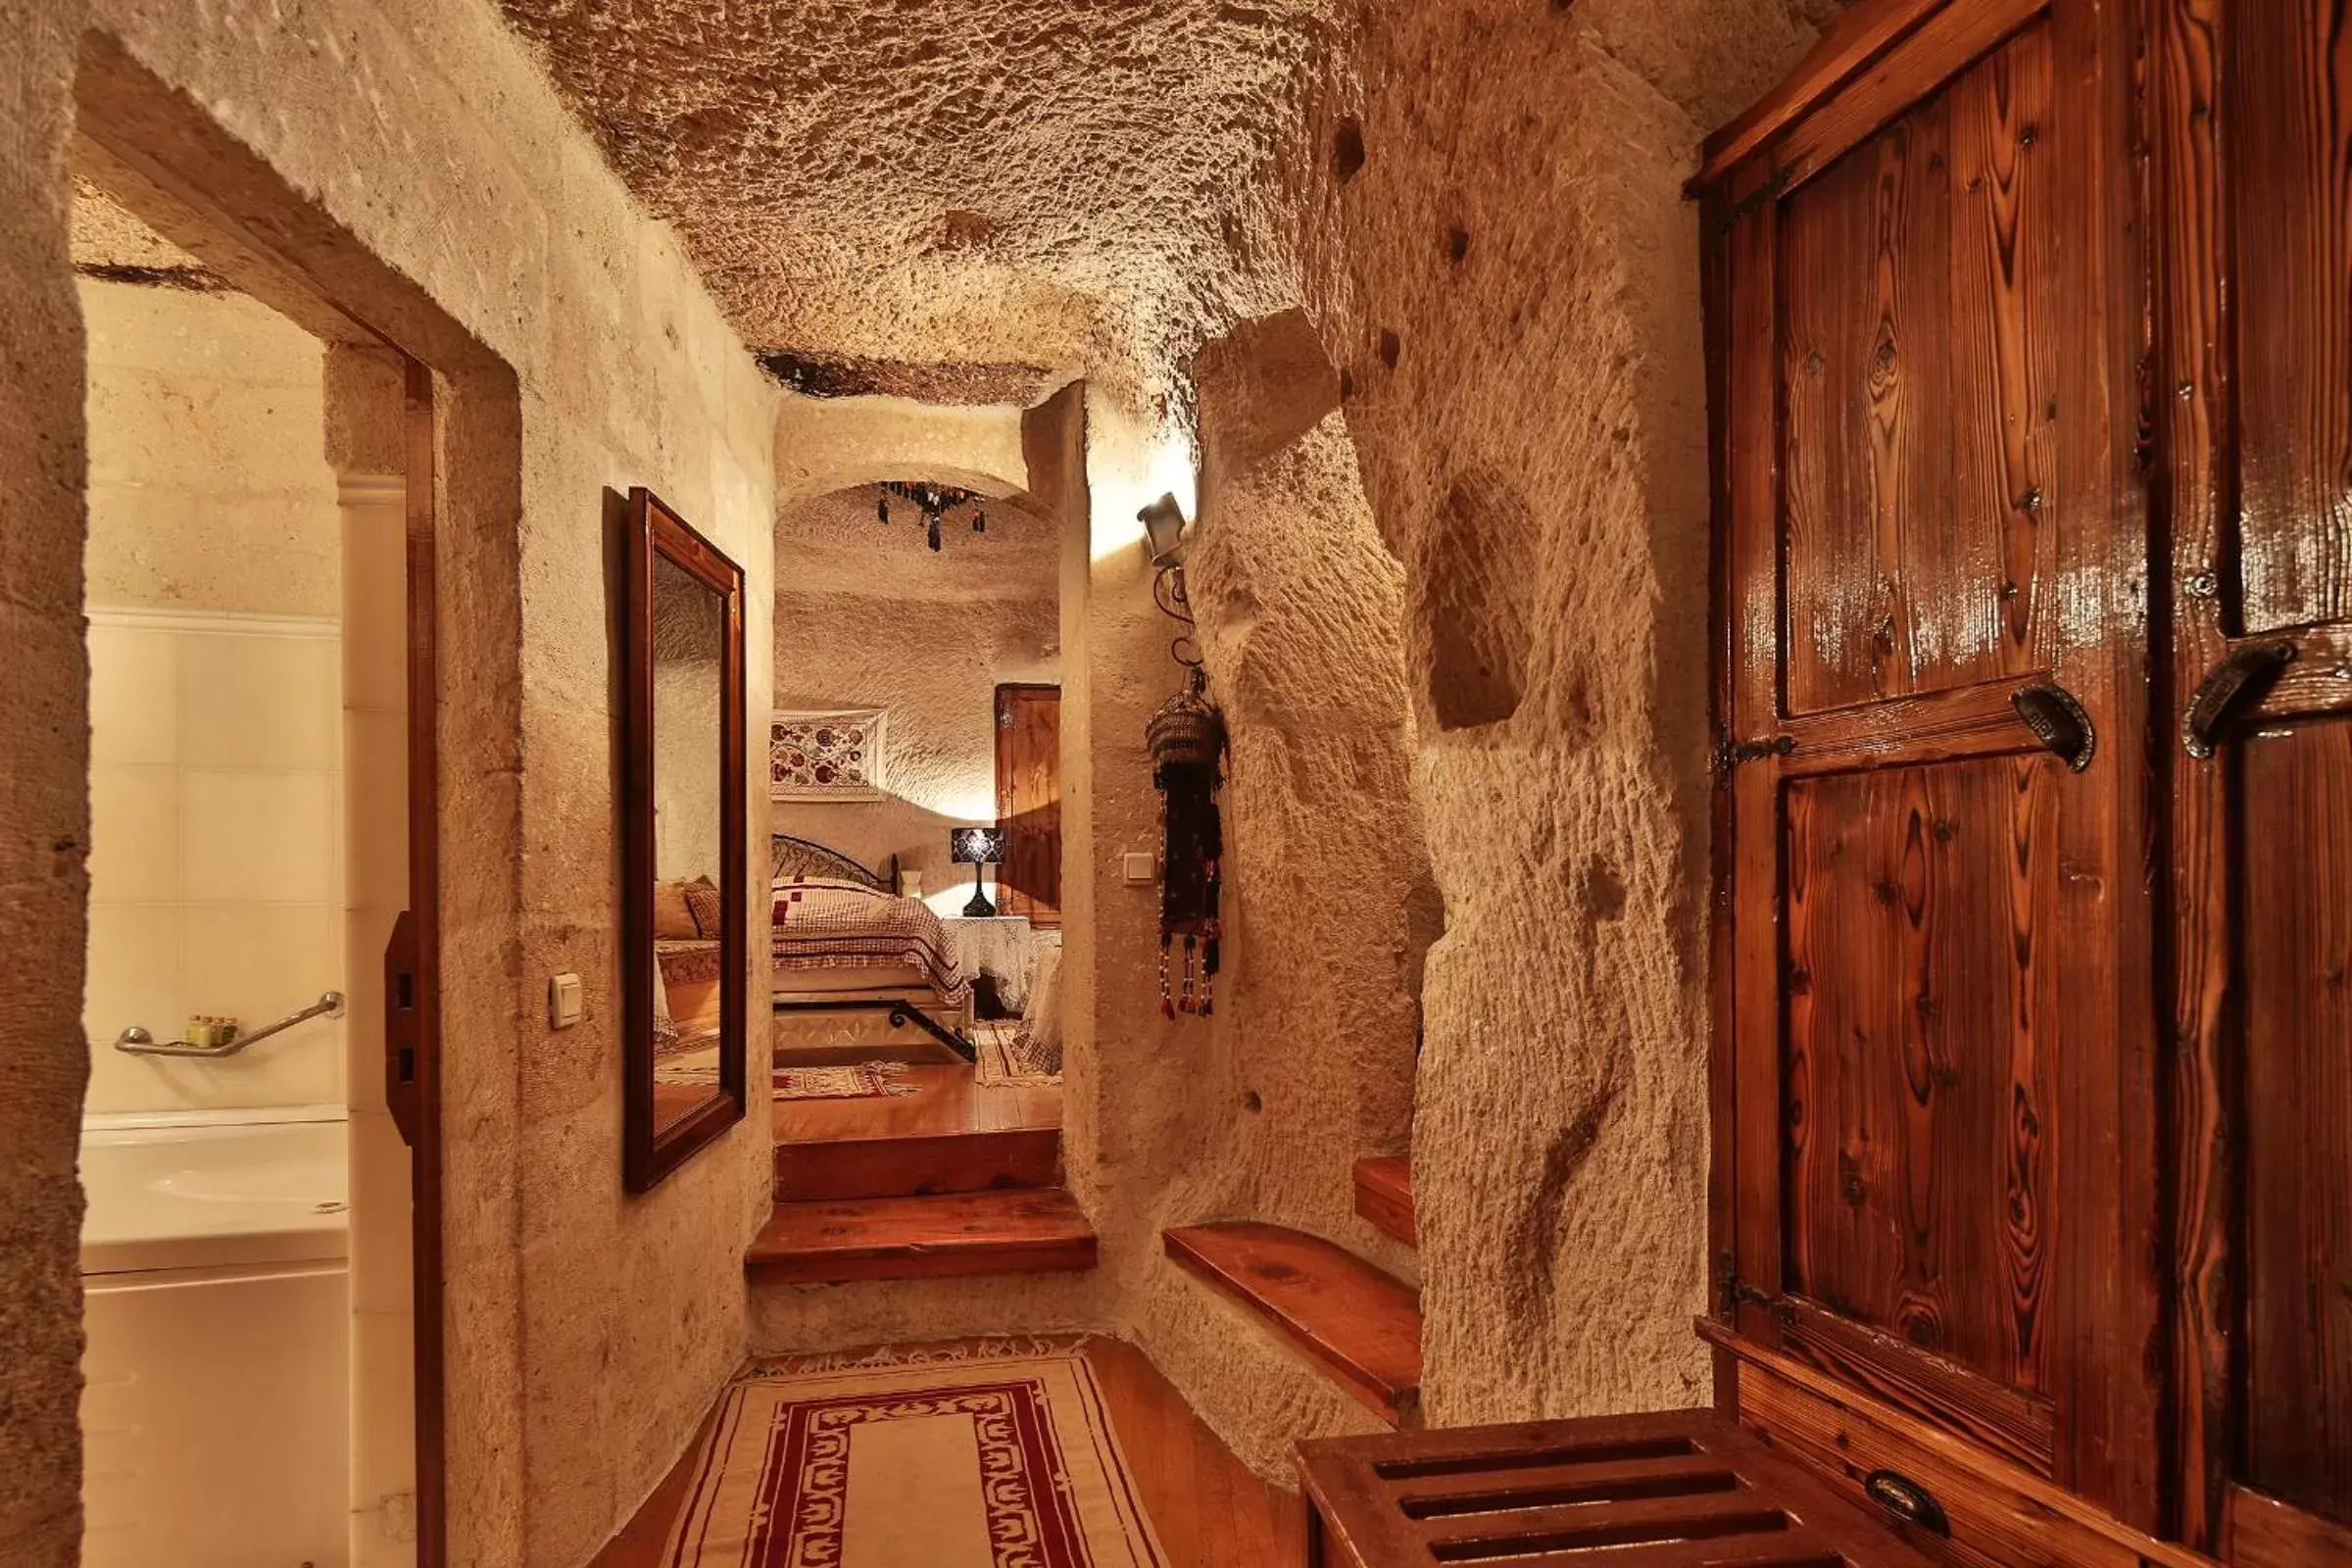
<box><xmin>1725</xmin><ymin>1281</ymin><xmax>1797</xmax><ymax>1324</ymax></box>
<box><xmin>1863</xmin><ymin>1469</ymin><xmax>1950</xmax><ymax>1535</ymax></box>
<box><xmin>2183</xmin><ymin>640</ymin><xmax>2297</xmax><ymax>759</ymax></box>
<box><xmin>2011</xmin><ymin>683</ymin><xmax>2096</xmax><ymax>771</ymax></box>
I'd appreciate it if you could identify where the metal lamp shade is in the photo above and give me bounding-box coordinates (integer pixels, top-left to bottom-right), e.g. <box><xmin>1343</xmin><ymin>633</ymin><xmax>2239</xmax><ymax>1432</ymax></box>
<box><xmin>950</xmin><ymin>826</ymin><xmax>1004</xmax><ymax>917</ymax></box>
<box><xmin>1138</xmin><ymin>493</ymin><xmax>1189</xmax><ymax>565</ymax></box>
<box><xmin>951</xmin><ymin>826</ymin><xmax>1004</xmax><ymax>865</ymax></box>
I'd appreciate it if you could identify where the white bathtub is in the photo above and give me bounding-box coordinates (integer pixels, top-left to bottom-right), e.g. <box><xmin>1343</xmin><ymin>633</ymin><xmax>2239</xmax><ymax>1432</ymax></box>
<box><xmin>80</xmin><ymin>1108</ymin><xmax>350</xmax><ymax>1274</ymax></box>
<box><xmin>78</xmin><ymin>1107</ymin><xmax>353</xmax><ymax>1568</ymax></box>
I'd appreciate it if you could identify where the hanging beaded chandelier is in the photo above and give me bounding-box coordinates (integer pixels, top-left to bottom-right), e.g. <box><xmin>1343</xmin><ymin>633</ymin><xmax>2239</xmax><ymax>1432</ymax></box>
<box><xmin>876</xmin><ymin>480</ymin><xmax>989</xmax><ymax>553</ymax></box>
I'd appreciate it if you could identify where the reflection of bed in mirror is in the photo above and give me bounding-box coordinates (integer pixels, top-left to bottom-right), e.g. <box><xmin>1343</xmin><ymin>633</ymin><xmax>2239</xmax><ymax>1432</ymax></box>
<box><xmin>764</xmin><ymin>834</ymin><xmax>975</xmax><ymax>1064</ymax></box>
<box><xmin>625</xmin><ymin>486</ymin><xmax>747</xmax><ymax>1192</ymax></box>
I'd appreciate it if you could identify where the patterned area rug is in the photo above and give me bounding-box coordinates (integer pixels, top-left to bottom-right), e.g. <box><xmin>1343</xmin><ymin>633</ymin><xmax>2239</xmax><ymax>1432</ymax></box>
<box><xmin>772</xmin><ymin>1063</ymin><xmax>913</xmax><ymax>1101</ymax></box>
<box><xmin>973</xmin><ymin>1024</ymin><xmax>1059</xmax><ymax>1089</ymax></box>
<box><xmin>662</xmin><ymin>1352</ymin><xmax>1165</xmax><ymax>1566</ymax></box>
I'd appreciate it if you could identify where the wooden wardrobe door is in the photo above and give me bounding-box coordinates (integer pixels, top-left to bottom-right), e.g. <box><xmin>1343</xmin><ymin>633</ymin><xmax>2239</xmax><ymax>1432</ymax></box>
<box><xmin>2155</xmin><ymin>1</ymin><xmax>2352</xmax><ymax>1557</ymax></box>
<box><xmin>994</xmin><ymin>683</ymin><xmax>1061</xmax><ymax>925</ymax></box>
<box><xmin>1710</xmin><ymin>0</ymin><xmax>2162</xmax><ymax>1529</ymax></box>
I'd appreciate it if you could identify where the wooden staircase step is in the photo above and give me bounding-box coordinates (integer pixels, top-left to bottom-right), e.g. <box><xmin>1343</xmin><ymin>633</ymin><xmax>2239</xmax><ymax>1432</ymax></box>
<box><xmin>748</xmin><ymin>1188</ymin><xmax>1097</xmax><ymax>1285</ymax></box>
<box><xmin>774</xmin><ymin>1126</ymin><xmax>1061</xmax><ymax>1201</ymax></box>
<box><xmin>1163</xmin><ymin>1221</ymin><xmax>1422</xmax><ymax>1425</ymax></box>
<box><xmin>1352</xmin><ymin>1154</ymin><xmax>1415</xmax><ymax>1247</ymax></box>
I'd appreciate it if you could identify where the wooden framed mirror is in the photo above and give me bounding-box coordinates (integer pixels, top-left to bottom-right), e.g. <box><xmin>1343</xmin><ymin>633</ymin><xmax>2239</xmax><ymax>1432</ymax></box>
<box><xmin>622</xmin><ymin>486</ymin><xmax>747</xmax><ymax>1192</ymax></box>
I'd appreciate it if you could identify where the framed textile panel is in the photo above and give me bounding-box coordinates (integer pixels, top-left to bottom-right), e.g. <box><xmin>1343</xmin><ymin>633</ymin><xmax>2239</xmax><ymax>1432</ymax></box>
<box><xmin>769</xmin><ymin>710</ymin><xmax>886</xmax><ymax>801</ymax></box>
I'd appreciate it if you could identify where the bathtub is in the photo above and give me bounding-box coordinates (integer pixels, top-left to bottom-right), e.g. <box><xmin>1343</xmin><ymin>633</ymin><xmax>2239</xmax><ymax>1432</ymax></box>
<box><xmin>78</xmin><ymin>1107</ymin><xmax>353</xmax><ymax>1568</ymax></box>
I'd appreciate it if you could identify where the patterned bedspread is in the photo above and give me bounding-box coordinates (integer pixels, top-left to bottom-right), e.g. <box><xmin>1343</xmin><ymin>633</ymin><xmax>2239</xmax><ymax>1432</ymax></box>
<box><xmin>770</xmin><ymin>879</ymin><xmax>968</xmax><ymax>1005</ymax></box>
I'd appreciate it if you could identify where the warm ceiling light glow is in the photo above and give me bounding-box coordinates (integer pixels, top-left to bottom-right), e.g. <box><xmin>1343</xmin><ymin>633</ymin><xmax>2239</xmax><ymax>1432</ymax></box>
<box><xmin>1146</xmin><ymin>432</ymin><xmax>1199</xmax><ymax>521</ymax></box>
<box><xmin>1091</xmin><ymin>423</ymin><xmax>1199</xmax><ymax>564</ymax></box>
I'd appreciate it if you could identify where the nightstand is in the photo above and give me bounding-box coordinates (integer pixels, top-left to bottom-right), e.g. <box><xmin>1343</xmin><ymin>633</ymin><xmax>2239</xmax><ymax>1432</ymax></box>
<box><xmin>941</xmin><ymin>914</ymin><xmax>1038</xmax><ymax>1017</ymax></box>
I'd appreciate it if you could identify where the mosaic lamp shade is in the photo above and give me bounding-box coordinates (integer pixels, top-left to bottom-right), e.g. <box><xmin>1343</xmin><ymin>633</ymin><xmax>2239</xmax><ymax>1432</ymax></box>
<box><xmin>951</xmin><ymin>826</ymin><xmax>1005</xmax><ymax>865</ymax></box>
<box><xmin>950</xmin><ymin>826</ymin><xmax>1004</xmax><ymax>917</ymax></box>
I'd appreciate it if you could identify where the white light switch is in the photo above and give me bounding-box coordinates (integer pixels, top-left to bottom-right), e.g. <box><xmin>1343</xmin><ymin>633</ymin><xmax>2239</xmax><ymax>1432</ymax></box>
<box><xmin>548</xmin><ymin>972</ymin><xmax>583</xmax><ymax>1029</ymax></box>
<box><xmin>1122</xmin><ymin>852</ymin><xmax>1157</xmax><ymax>886</ymax></box>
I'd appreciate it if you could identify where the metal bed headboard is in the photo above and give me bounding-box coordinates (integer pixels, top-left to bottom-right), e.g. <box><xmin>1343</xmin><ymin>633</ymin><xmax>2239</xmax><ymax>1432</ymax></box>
<box><xmin>766</xmin><ymin>834</ymin><xmax>968</xmax><ymax>1058</ymax></box>
<box><xmin>769</xmin><ymin>832</ymin><xmax>901</xmax><ymax>894</ymax></box>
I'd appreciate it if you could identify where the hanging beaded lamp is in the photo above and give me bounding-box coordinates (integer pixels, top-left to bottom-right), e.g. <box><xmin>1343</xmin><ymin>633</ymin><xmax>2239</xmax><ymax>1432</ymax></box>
<box><xmin>877</xmin><ymin>480</ymin><xmax>988</xmax><ymax>553</ymax></box>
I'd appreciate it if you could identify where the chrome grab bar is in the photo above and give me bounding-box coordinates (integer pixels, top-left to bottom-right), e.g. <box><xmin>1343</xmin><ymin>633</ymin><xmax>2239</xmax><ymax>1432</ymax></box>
<box><xmin>115</xmin><ymin>991</ymin><xmax>346</xmax><ymax>1058</ymax></box>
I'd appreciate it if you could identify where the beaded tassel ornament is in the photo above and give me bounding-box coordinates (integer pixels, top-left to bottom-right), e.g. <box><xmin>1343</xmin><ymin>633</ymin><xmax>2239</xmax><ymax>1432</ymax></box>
<box><xmin>1148</xmin><ymin>673</ymin><xmax>1225</xmax><ymax>1019</ymax></box>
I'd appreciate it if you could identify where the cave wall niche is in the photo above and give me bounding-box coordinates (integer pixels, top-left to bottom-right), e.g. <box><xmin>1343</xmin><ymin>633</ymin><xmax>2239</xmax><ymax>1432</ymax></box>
<box><xmin>1296</xmin><ymin>0</ymin><xmax>1837</xmax><ymax>1431</ymax></box>
<box><xmin>1415</xmin><ymin>470</ymin><xmax>1536</xmax><ymax>732</ymax></box>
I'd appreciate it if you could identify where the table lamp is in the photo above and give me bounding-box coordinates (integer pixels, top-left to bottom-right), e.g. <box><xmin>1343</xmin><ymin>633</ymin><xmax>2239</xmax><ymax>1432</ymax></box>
<box><xmin>951</xmin><ymin>826</ymin><xmax>1004</xmax><ymax>917</ymax></box>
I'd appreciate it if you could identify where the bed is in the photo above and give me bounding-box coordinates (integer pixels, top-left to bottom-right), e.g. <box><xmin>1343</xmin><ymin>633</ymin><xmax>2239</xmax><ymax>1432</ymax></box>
<box><xmin>763</xmin><ymin>834</ymin><xmax>975</xmax><ymax>1063</ymax></box>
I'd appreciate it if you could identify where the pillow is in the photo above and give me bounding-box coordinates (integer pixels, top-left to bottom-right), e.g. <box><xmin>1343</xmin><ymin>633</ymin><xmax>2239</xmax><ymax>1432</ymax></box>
<box><xmin>683</xmin><ymin>876</ymin><xmax>723</xmax><ymax>939</ymax></box>
<box><xmin>653</xmin><ymin>879</ymin><xmax>699</xmax><ymax>940</ymax></box>
<box><xmin>769</xmin><ymin>875</ymin><xmax>888</xmax><ymax>897</ymax></box>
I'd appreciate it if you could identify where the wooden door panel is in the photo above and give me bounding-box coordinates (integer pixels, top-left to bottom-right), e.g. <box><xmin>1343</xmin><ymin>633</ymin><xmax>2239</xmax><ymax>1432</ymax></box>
<box><xmin>2230</xmin><ymin>2</ymin><xmax>2352</xmax><ymax>635</ymax></box>
<box><xmin>1780</xmin><ymin>24</ymin><xmax>2059</xmax><ymax>717</ymax></box>
<box><xmin>1714</xmin><ymin>0</ymin><xmax>2157</xmax><ymax>1530</ymax></box>
<box><xmin>993</xmin><ymin>684</ymin><xmax>1060</xmax><ymax>925</ymax></box>
<box><xmin>2238</xmin><ymin>717</ymin><xmax>2352</xmax><ymax>1526</ymax></box>
<box><xmin>1783</xmin><ymin>757</ymin><xmax>2057</xmax><ymax>1398</ymax></box>
<box><xmin>2156</xmin><ymin>0</ymin><xmax>2352</xmax><ymax>1549</ymax></box>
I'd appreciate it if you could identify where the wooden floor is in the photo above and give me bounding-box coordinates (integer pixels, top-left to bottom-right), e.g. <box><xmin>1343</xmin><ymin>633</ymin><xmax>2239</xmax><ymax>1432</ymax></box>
<box><xmin>589</xmin><ymin>1337</ymin><xmax>1305</xmax><ymax>1567</ymax></box>
<box><xmin>773</xmin><ymin>1062</ymin><xmax>1060</xmax><ymax>1144</ymax></box>
<box><xmin>1086</xmin><ymin>1337</ymin><xmax>1308</xmax><ymax>1565</ymax></box>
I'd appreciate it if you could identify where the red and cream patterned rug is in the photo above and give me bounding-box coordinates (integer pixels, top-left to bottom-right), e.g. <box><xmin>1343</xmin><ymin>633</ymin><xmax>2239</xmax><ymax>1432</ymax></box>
<box><xmin>661</xmin><ymin>1352</ymin><xmax>1166</xmax><ymax>1567</ymax></box>
<box><xmin>771</xmin><ymin>1062</ymin><xmax>913</xmax><ymax>1101</ymax></box>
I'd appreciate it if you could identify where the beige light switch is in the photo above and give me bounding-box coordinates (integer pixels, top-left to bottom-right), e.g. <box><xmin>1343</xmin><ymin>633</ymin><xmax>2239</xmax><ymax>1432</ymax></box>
<box><xmin>1122</xmin><ymin>852</ymin><xmax>1156</xmax><ymax>886</ymax></box>
<box><xmin>548</xmin><ymin>972</ymin><xmax>583</xmax><ymax>1029</ymax></box>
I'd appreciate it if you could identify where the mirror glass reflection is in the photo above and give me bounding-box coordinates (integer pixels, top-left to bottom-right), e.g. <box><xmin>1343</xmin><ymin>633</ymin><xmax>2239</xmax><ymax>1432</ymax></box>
<box><xmin>648</xmin><ymin>550</ymin><xmax>729</xmax><ymax>1134</ymax></box>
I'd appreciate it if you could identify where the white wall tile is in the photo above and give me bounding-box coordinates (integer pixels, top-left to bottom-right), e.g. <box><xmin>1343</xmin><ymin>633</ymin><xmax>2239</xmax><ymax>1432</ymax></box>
<box><xmin>181</xmin><ymin>768</ymin><xmax>338</xmax><ymax>904</ymax></box>
<box><xmin>87</xmin><ymin>763</ymin><xmax>179</xmax><ymax>906</ymax></box>
<box><xmin>341</xmin><ymin>498</ymin><xmax>409</xmax><ymax>715</ymax></box>
<box><xmin>346</xmin><ymin>1111</ymin><xmax>415</xmax><ymax>1315</ymax></box>
<box><xmin>179</xmin><ymin>631</ymin><xmax>342</xmax><ymax>770</ymax></box>
<box><xmin>83</xmin><ymin>905</ymin><xmax>181</xmax><ymax>1048</ymax></box>
<box><xmin>131</xmin><ymin>904</ymin><xmax>347</xmax><ymax>1108</ymax></box>
<box><xmin>339</xmin><ymin>926</ymin><xmax>394</xmax><ymax>1117</ymax></box>
<box><xmin>178</xmin><ymin>903</ymin><xmax>344</xmax><ymax>1029</ymax></box>
<box><xmin>343</xmin><ymin>710</ymin><xmax>410</xmax><ymax>906</ymax></box>
<box><xmin>86</xmin><ymin>624</ymin><xmax>177</xmax><ymax>766</ymax></box>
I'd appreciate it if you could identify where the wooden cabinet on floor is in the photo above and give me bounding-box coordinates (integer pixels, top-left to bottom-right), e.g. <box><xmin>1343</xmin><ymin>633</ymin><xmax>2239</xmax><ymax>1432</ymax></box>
<box><xmin>1685</xmin><ymin>0</ymin><xmax>2352</xmax><ymax>1563</ymax></box>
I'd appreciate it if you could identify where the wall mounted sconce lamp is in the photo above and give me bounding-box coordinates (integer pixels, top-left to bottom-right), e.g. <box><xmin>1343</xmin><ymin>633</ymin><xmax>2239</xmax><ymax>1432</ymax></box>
<box><xmin>1138</xmin><ymin>493</ymin><xmax>1190</xmax><ymax>567</ymax></box>
<box><xmin>1138</xmin><ymin>494</ymin><xmax>1203</xmax><ymax>680</ymax></box>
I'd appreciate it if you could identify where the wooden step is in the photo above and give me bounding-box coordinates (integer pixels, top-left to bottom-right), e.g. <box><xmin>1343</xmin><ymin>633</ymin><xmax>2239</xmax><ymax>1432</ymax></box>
<box><xmin>1352</xmin><ymin>1154</ymin><xmax>1415</xmax><ymax>1247</ymax></box>
<box><xmin>775</xmin><ymin>1127</ymin><xmax>1061</xmax><ymax>1200</ymax></box>
<box><xmin>1163</xmin><ymin>1221</ymin><xmax>1422</xmax><ymax>1425</ymax></box>
<box><xmin>748</xmin><ymin>1189</ymin><xmax>1097</xmax><ymax>1285</ymax></box>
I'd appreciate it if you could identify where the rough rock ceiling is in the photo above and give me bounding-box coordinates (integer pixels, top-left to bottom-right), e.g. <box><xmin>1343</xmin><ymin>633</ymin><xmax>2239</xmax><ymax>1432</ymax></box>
<box><xmin>498</xmin><ymin>0</ymin><xmax>1338</xmax><ymax>408</ymax></box>
<box><xmin>778</xmin><ymin>483</ymin><xmax>1057</xmax><ymax>602</ymax></box>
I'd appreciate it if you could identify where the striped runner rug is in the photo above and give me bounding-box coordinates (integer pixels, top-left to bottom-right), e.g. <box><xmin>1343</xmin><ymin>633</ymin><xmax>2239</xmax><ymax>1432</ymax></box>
<box><xmin>662</xmin><ymin>1351</ymin><xmax>1166</xmax><ymax>1567</ymax></box>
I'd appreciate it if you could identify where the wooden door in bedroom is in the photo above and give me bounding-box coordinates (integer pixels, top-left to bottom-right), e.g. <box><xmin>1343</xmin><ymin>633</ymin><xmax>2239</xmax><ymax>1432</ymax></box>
<box><xmin>994</xmin><ymin>683</ymin><xmax>1061</xmax><ymax>926</ymax></box>
<box><xmin>1705</xmin><ymin>0</ymin><xmax>2163</xmax><ymax>1534</ymax></box>
<box><xmin>2153</xmin><ymin>0</ymin><xmax>2352</xmax><ymax>1557</ymax></box>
